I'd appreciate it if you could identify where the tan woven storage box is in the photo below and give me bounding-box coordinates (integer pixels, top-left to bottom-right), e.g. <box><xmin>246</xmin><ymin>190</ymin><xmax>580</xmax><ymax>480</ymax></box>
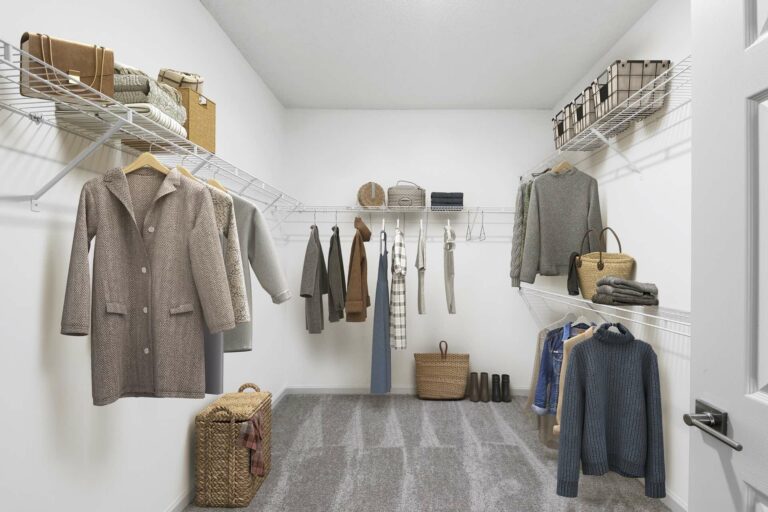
<box><xmin>195</xmin><ymin>383</ymin><xmax>272</xmax><ymax>508</ymax></box>
<box><xmin>414</xmin><ymin>341</ymin><xmax>469</xmax><ymax>400</ymax></box>
<box><xmin>181</xmin><ymin>88</ymin><xmax>216</xmax><ymax>153</ymax></box>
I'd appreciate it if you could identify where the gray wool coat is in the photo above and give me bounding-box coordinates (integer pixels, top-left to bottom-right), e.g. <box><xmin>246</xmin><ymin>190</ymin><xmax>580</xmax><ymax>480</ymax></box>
<box><xmin>223</xmin><ymin>194</ymin><xmax>292</xmax><ymax>352</ymax></box>
<box><xmin>61</xmin><ymin>167</ymin><xmax>236</xmax><ymax>405</ymax></box>
<box><xmin>300</xmin><ymin>225</ymin><xmax>328</xmax><ymax>333</ymax></box>
<box><xmin>327</xmin><ymin>226</ymin><xmax>346</xmax><ymax>322</ymax></box>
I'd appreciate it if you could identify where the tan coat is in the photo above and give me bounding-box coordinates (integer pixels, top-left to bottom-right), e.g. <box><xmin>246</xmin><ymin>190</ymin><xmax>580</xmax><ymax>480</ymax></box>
<box><xmin>345</xmin><ymin>217</ymin><xmax>371</xmax><ymax>322</ymax></box>
<box><xmin>61</xmin><ymin>167</ymin><xmax>235</xmax><ymax>405</ymax></box>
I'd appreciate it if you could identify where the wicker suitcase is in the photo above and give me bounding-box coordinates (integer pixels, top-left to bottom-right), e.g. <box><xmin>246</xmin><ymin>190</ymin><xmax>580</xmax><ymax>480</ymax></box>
<box><xmin>387</xmin><ymin>180</ymin><xmax>426</xmax><ymax>208</ymax></box>
<box><xmin>194</xmin><ymin>383</ymin><xmax>272</xmax><ymax>508</ymax></box>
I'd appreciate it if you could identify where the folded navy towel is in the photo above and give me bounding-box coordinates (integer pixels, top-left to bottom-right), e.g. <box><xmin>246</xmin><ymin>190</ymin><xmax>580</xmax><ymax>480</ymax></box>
<box><xmin>431</xmin><ymin>192</ymin><xmax>464</xmax><ymax>200</ymax></box>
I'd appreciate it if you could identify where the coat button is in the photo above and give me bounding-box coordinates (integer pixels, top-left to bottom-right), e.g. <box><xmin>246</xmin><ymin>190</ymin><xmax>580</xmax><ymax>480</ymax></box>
<box><xmin>143</xmin><ymin>306</ymin><xmax>148</xmax><ymax>314</ymax></box>
<box><xmin>143</xmin><ymin>348</ymin><xmax>149</xmax><ymax>354</ymax></box>
<box><xmin>141</xmin><ymin>267</ymin><xmax>147</xmax><ymax>274</ymax></box>
<box><xmin>147</xmin><ymin>226</ymin><xmax>155</xmax><ymax>233</ymax></box>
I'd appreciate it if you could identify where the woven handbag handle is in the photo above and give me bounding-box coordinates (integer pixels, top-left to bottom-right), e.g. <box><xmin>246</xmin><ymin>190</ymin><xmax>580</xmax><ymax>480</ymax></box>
<box><xmin>396</xmin><ymin>180</ymin><xmax>423</xmax><ymax>190</ymax></box>
<box><xmin>238</xmin><ymin>383</ymin><xmax>261</xmax><ymax>393</ymax></box>
<box><xmin>575</xmin><ymin>229</ymin><xmax>594</xmax><ymax>269</ymax></box>
<box><xmin>439</xmin><ymin>340</ymin><xmax>448</xmax><ymax>358</ymax></box>
<box><xmin>597</xmin><ymin>227</ymin><xmax>622</xmax><ymax>270</ymax></box>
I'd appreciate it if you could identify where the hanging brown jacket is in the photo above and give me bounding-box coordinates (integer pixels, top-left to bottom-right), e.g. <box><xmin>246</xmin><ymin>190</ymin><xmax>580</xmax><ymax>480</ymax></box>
<box><xmin>345</xmin><ymin>217</ymin><xmax>371</xmax><ymax>322</ymax></box>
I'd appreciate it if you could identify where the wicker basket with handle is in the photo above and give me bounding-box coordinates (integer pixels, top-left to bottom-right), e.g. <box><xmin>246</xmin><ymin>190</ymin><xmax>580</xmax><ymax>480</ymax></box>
<box><xmin>414</xmin><ymin>341</ymin><xmax>469</xmax><ymax>400</ymax></box>
<box><xmin>194</xmin><ymin>383</ymin><xmax>272</xmax><ymax>508</ymax></box>
<box><xmin>576</xmin><ymin>227</ymin><xmax>636</xmax><ymax>299</ymax></box>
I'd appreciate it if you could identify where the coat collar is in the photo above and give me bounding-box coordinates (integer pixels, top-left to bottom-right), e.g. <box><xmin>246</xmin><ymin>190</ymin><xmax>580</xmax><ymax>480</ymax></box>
<box><xmin>103</xmin><ymin>167</ymin><xmax>181</xmax><ymax>223</ymax></box>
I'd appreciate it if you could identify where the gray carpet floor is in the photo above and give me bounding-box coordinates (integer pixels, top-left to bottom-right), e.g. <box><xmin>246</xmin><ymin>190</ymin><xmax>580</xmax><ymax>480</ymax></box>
<box><xmin>187</xmin><ymin>394</ymin><xmax>670</xmax><ymax>512</ymax></box>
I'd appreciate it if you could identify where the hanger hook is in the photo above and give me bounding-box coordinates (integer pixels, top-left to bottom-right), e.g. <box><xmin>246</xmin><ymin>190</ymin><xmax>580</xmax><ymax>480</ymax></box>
<box><xmin>479</xmin><ymin>210</ymin><xmax>487</xmax><ymax>241</ymax></box>
<box><xmin>466</xmin><ymin>210</ymin><xmax>472</xmax><ymax>241</ymax></box>
<box><xmin>335</xmin><ymin>210</ymin><xmax>338</xmax><ymax>227</ymax></box>
<box><xmin>313</xmin><ymin>209</ymin><xmax>317</xmax><ymax>226</ymax></box>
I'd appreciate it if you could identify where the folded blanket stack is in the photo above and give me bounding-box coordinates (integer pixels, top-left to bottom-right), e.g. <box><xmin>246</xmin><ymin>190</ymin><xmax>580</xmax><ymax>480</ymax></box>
<box><xmin>592</xmin><ymin>276</ymin><xmax>659</xmax><ymax>306</ymax></box>
<box><xmin>431</xmin><ymin>192</ymin><xmax>464</xmax><ymax>211</ymax></box>
<box><xmin>113</xmin><ymin>62</ymin><xmax>187</xmax><ymax>129</ymax></box>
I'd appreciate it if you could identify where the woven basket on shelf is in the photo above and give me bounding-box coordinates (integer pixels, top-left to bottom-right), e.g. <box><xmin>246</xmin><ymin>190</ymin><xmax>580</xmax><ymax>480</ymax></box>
<box><xmin>576</xmin><ymin>227</ymin><xmax>635</xmax><ymax>299</ymax></box>
<box><xmin>414</xmin><ymin>341</ymin><xmax>469</xmax><ymax>400</ymax></box>
<box><xmin>194</xmin><ymin>383</ymin><xmax>272</xmax><ymax>508</ymax></box>
<box><xmin>357</xmin><ymin>182</ymin><xmax>385</xmax><ymax>207</ymax></box>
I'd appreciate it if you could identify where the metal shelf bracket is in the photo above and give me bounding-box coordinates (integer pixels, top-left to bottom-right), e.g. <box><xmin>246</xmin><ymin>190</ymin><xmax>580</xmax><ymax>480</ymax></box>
<box><xmin>588</xmin><ymin>127</ymin><xmax>641</xmax><ymax>174</ymax></box>
<box><xmin>0</xmin><ymin>118</ymin><xmax>128</xmax><ymax>212</ymax></box>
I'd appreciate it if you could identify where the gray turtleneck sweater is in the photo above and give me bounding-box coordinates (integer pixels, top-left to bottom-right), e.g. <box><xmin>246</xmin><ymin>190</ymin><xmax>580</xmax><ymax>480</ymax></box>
<box><xmin>557</xmin><ymin>323</ymin><xmax>666</xmax><ymax>499</ymax></box>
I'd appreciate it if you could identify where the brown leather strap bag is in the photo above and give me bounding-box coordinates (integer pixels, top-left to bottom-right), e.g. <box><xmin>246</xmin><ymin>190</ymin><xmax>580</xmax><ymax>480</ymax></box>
<box><xmin>20</xmin><ymin>32</ymin><xmax>114</xmax><ymax>100</ymax></box>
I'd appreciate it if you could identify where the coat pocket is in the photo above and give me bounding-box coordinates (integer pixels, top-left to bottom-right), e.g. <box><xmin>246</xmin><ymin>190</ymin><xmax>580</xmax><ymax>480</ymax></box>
<box><xmin>105</xmin><ymin>302</ymin><xmax>128</xmax><ymax>315</ymax></box>
<box><xmin>170</xmin><ymin>303</ymin><xmax>194</xmax><ymax>315</ymax></box>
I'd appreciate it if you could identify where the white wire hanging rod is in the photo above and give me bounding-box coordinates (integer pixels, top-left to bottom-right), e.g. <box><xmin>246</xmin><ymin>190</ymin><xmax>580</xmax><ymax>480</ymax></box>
<box><xmin>271</xmin><ymin>205</ymin><xmax>515</xmax><ymax>213</ymax></box>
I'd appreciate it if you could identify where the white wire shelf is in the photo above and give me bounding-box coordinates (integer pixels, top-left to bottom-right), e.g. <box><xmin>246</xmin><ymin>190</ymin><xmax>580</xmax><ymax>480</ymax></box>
<box><xmin>271</xmin><ymin>205</ymin><xmax>515</xmax><ymax>214</ymax></box>
<box><xmin>525</xmin><ymin>55</ymin><xmax>692</xmax><ymax>176</ymax></box>
<box><xmin>519</xmin><ymin>286</ymin><xmax>691</xmax><ymax>338</ymax></box>
<box><xmin>0</xmin><ymin>38</ymin><xmax>301</xmax><ymax>213</ymax></box>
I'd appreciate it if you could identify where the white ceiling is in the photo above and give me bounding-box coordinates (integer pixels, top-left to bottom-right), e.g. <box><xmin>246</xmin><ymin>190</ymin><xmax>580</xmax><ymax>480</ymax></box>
<box><xmin>201</xmin><ymin>0</ymin><xmax>657</xmax><ymax>109</ymax></box>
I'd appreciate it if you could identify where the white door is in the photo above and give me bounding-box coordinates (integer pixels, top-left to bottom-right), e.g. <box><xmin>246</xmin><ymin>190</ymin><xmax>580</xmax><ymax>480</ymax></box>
<box><xmin>691</xmin><ymin>2</ymin><xmax>768</xmax><ymax>510</ymax></box>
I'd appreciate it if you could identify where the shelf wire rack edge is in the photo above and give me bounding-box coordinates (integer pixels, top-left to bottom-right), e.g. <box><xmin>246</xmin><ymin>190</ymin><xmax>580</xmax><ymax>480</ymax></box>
<box><xmin>519</xmin><ymin>287</ymin><xmax>691</xmax><ymax>338</ymax></box>
<box><xmin>0</xmin><ymin>38</ymin><xmax>301</xmax><ymax>211</ymax></box>
<box><xmin>524</xmin><ymin>55</ymin><xmax>692</xmax><ymax>176</ymax></box>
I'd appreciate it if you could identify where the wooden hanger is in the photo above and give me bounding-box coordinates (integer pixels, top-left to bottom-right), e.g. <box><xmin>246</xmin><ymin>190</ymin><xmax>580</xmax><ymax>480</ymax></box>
<box><xmin>207</xmin><ymin>177</ymin><xmax>227</xmax><ymax>192</ymax></box>
<box><xmin>176</xmin><ymin>165</ymin><xmax>195</xmax><ymax>179</ymax></box>
<box><xmin>551</xmin><ymin>160</ymin><xmax>573</xmax><ymax>174</ymax></box>
<box><xmin>122</xmin><ymin>151</ymin><xmax>169</xmax><ymax>175</ymax></box>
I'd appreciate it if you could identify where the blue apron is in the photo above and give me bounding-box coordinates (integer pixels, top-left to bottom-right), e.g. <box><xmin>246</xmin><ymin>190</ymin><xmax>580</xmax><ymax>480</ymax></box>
<box><xmin>371</xmin><ymin>230</ymin><xmax>391</xmax><ymax>394</ymax></box>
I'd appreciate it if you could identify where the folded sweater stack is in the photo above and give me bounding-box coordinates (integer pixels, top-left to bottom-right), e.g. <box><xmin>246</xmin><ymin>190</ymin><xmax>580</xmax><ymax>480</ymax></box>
<box><xmin>113</xmin><ymin>62</ymin><xmax>187</xmax><ymax>127</ymax></box>
<box><xmin>431</xmin><ymin>192</ymin><xmax>464</xmax><ymax>210</ymax></box>
<box><xmin>591</xmin><ymin>276</ymin><xmax>659</xmax><ymax>306</ymax></box>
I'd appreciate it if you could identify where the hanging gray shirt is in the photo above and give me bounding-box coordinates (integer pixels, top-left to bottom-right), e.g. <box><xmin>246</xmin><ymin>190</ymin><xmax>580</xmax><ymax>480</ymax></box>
<box><xmin>444</xmin><ymin>225</ymin><xmax>456</xmax><ymax>314</ymax></box>
<box><xmin>416</xmin><ymin>224</ymin><xmax>426</xmax><ymax>314</ymax></box>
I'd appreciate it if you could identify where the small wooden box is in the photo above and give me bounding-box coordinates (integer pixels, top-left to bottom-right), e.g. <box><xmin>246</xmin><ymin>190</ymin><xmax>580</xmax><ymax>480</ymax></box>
<box><xmin>181</xmin><ymin>88</ymin><xmax>216</xmax><ymax>153</ymax></box>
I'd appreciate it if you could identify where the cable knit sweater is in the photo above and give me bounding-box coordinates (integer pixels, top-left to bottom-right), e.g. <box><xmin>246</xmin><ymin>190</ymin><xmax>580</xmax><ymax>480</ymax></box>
<box><xmin>557</xmin><ymin>323</ymin><xmax>665</xmax><ymax>499</ymax></box>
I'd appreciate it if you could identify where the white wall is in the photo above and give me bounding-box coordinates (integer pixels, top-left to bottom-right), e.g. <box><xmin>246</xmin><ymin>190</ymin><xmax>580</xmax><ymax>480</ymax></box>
<box><xmin>276</xmin><ymin>0</ymin><xmax>692</xmax><ymax>510</ymax></box>
<box><xmin>277</xmin><ymin>109</ymin><xmax>550</xmax><ymax>395</ymax></box>
<box><xmin>545</xmin><ymin>0</ymin><xmax>692</xmax><ymax>509</ymax></box>
<box><xmin>0</xmin><ymin>1</ymin><xmax>693</xmax><ymax>511</ymax></box>
<box><xmin>0</xmin><ymin>3</ymin><xmax>289</xmax><ymax>511</ymax></box>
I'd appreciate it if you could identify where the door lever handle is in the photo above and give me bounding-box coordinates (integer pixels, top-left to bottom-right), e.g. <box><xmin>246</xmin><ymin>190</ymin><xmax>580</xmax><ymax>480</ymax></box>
<box><xmin>683</xmin><ymin>400</ymin><xmax>743</xmax><ymax>451</ymax></box>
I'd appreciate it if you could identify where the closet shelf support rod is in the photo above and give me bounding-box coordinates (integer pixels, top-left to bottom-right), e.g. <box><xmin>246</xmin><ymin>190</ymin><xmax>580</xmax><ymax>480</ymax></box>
<box><xmin>588</xmin><ymin>127</ymin><xmax>641</xmax><ymax>174</ymax></box>
<box><xmin>0</xmin><ymin>117</ymin><xmax>129</xmax><ymax>212</ymax></box>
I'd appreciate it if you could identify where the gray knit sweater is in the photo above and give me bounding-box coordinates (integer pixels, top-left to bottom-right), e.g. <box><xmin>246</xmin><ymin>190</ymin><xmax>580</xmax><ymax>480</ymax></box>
<box><xmin>521</xmin><ymin>168</ymin><xmax>603</xmax><ymax>283</ymax></box>
<box><xmin>557</xmin><ymin>323</ymin><xmax>665</xmax><ymax>499</ymax></box>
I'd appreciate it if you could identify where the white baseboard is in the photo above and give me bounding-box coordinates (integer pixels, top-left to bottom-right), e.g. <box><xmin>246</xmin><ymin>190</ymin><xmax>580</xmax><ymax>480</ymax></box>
<box><xmin>280</xmin><ymin>385</ymin><xmax>417</xmax><ymax>396</ymax></box>
<box><xmin>164</xmin><ymin>489</ymin><xmax>193</xmax><ymax>512</ymax></box>
<box><xmin>662</xmin><ymin>488</ymin><xmax>688</xmax><ymax>512</ymax></box>
<box><xmin>275</xmin><ymin>386</ymin><xmax>529</xmax><ymax>400</ymax></box>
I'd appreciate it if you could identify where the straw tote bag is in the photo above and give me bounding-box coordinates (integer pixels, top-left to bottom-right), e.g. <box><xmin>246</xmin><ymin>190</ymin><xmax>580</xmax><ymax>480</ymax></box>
<box><xmin>575</xmin><ymin>227</ymin><xmax>635</xmax><ymax>299</ymax></box>
<box><xmin>414</xmin><ymin>341</ymin><xmax>469</xmax><ymax>400</ymax></box>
